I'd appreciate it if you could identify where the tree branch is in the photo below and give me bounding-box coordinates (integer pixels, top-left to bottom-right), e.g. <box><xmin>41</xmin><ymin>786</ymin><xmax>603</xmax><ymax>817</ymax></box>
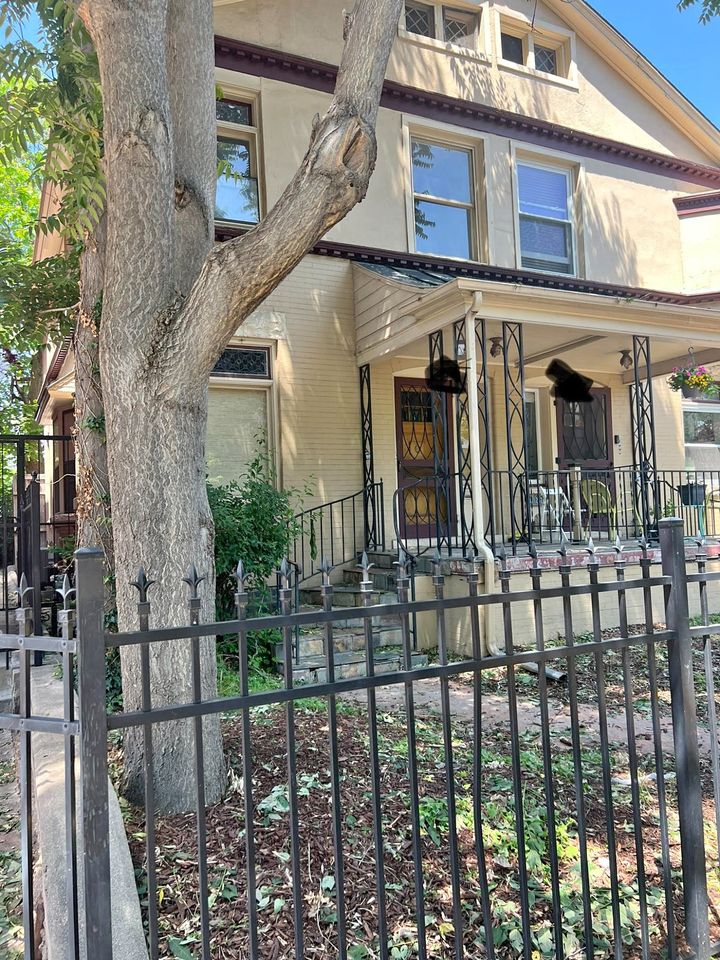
<box><xmin>163</xmin><ymin>0</ymin><xmax>404</xmax><ymax>388</ymax></box>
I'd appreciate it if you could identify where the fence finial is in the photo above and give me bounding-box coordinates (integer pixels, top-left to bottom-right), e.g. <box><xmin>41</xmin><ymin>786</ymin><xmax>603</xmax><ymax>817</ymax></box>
<box><xmin>130</xmin><ymin>566</ymin><xmax>155</xmax><ymax>604</ymax></box>
<box><xmin>232</xmin><ymin>560</ymin><xmax>246</xmax><ymax>592</ymax></box>
<box><xmin>17</xmin><ymin>572</ymin><xmax>32</xmax><ymax>607</ymax></box>
<box><xmin>319</xmin><ymin>557</ymin><xmax>333</xmax><ymax>585</ymax></box>
<box><xmin>359</xmin><ymin>551</ymin><xmax>373</xmax><ymax>575</ymax></box>
<box><xmin>586</xmin><ymin>535</ymin><xmax>596</xmax><ymax>557</ymax></box>
<box><xmin>613</xmin><ymin>534</ymin><xmax>624</xmax><ymax>556</ymax></box>
<box><xmin>394</xmin><ymin>546</ymin><xmax>412</xmax><ymax>580</ymax></box>
<box><xmin>182</xmin><ymin>564</ymin><xmax>205</xmax><ymax>600</ymax></box>
<box><xmin>528</xmin><ymin>540</ymin><xmax>538</xmax><ymax>561</ymax></box>
<box><xmin>56</xmin><ymin>573</ymin><xmax>76</xmax><ymax>611</ymax></box>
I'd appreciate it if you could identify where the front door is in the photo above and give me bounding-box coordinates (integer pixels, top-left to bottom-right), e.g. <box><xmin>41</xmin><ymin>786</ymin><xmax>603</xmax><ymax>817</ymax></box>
<box><xmin>555</xmin><ymin>387</ymin><xmax>614</xmax><ymax>472</ymax></box>
<box><xmin>395</xmin><ymin>378</ymin><xmax>455</xmax><ymax>540</ymax></box>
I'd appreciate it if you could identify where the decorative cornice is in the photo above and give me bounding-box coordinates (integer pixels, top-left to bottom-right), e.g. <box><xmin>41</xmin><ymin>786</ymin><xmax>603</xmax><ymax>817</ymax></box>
<box><xmin>674</xmin><ymin>191</ymin><xmax>720</xmax><ymax>217</ymax></box>
<box><xmin>215</xmin><ymin>35</ymin><xmax>720</xmax><ymax>190</ymax></box>
<box><xmin>213</xmin><ymin>226</ymin><xmax>720</xmax><ymax>308</ymax></box>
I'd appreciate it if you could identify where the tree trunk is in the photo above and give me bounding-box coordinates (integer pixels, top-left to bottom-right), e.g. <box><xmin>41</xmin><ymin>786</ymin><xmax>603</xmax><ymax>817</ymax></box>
<box><xmin>74</xmin><ymin>220</ymin><xmax>113</xmax><ymax>575</ymax></box>
<box><xmin>105</xmin><ymin>373</ymin><xmax>224</xmax><ymax>811</ymax></box>
<box><xmin>77</xmin><ymin>0</ymin><xmax>403</xmax><ymax>814</ymax></box>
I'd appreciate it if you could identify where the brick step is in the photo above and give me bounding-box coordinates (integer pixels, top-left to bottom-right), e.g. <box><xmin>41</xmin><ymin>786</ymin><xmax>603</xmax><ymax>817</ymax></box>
<box><xmin>276</xmin><ymin>624</ymin><xmax>403</xmax><ymax>660</ymax></box>
<box><xmin>279</xmin><ymin>650</ymin><xmax>429</xmax><ymax>684</ymax></box>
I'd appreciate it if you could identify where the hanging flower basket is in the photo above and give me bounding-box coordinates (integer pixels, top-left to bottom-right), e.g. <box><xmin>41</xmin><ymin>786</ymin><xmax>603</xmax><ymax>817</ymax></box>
<box><xmin>667</xmin><ymin>365</ymin><xmax>716</xmax><ymax>399</ymax></box>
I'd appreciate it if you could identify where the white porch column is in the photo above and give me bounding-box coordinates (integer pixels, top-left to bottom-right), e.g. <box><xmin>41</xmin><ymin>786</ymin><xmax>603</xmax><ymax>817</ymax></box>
<box><xmin>464</xmin><ymin>293</ymin><xmax>501</xmax><ymax>655</ymax></box>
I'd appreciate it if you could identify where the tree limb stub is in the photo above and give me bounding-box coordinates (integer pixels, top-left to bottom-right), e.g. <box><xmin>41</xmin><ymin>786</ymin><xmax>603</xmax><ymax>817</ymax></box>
<box><xmin>164</xmin><ymin>0</ymin><xmax>404</xmax><ymax>387</ymax></box>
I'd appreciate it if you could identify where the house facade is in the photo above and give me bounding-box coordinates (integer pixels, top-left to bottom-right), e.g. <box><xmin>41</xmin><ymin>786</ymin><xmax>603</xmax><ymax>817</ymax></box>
<box><xmin>34</xmin><ymin>0</ymin><xmax>720</xmax><ymax>584</ymax></box>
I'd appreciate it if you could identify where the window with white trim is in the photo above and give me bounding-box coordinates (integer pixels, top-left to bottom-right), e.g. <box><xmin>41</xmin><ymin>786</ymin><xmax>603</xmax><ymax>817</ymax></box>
<box><xmin>498</xmin><ymin>17</ymin><xmax>572</xmax><ymax>79</ymax></box>
<box><xmin>403</xmin><ymin>2</ymin><xmax>481</xmax><ymax>52</ymax></box>
<box><xmin>683</xmin><ymin>401</ymin><xmax>720</xmax><ymax>470</ymax></box>
<box><xmin>215</xmin><ymin>98</ymin><xmax>260</xmax><ymax>227</ymax></box>
<box><xmin>516</xmin><ymin>161</ymin><xmax>575</xmax><ymax>274</ymax></box>
<box><xmin>411</xmin><ymin>136</ymin><xmax>476</xmax><ymax>260</ymax></box>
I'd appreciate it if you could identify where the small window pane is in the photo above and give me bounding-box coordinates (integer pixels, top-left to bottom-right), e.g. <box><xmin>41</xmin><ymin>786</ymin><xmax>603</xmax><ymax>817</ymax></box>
<box><xmin>684</xmin><ymin>410</ymin><xmax>720</xmax><ymax>445</ymax></box>
<box><xmin>412</xmin><ymin>140</ymin><xmax>472</xmax><ymax>204</ymax></box>
<box><xmin>518</xmin><ymin>164</ymin><xmax>569</xmax><ymax>219</ymax></box>
<box><xmin>535</xmin><ymin>45</ymin><xmax>558</xmax><ymax>75</ymax></box>
<box><xmin>501</xmin><ymin>32</ymin><xmax>524</xmax><ymax>64</ymax></box>
<box><xmin>443</xmin><ymin>8</ymin><xmax>478</xmax><ymax>46</ymax></box>
<box><xmin>216</xmin><ymin>137</ymin><xmax>259</xmax><ymax>224</ymax></box>
<box><xmin>216</xmin><ymin>100</ymin><xmax>252</xmax><ymax>126</ymax></box>
<box><xmin>520</xmin><ymin>218</ymin><xmax>573</xmax><ymax>272</ymax></box>
<box><xmin>405</xmin><ymin>2</ymin><xmax>435</xmax><ymax>37</ymax></box>
<box><xmin>414</xmin><ymin>200</ymin><xmax>472</xmax><ymax>259</ymax></box>
<box><xmin>213</xmin><ymin>347</ymin><xmax>270</xmax><ymax>379</ymax></box>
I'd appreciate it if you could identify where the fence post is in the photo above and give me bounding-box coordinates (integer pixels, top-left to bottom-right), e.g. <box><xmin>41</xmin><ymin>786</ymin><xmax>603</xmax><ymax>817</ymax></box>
<box><xmin>75</xmin><ymin>547</ymin><xmax>112</xmax><ymax>959</ymax></box>
<box><xmin>659</xmin><ymin>517</ymin><xmax>710</xmax><ymax>959</ymax></box>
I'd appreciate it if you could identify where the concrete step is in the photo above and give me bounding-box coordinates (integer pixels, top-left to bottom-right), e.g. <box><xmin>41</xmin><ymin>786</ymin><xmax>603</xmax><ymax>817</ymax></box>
<box><xmin>343</xmin><ymin>568</ymin><xmax>399</xmax><ymax>590</ymax></box>
<box><xmin>279</xmin><ymin>650</ymin><xmax>429</xmax><ymax>684</ymax></box>
<box><xmin>299</xmin><ymin>584</ymin><xmax>397</xmax><ymax>608</ymax></box>
<box><xmin>275</xmin><ymin>624</ymin><xmax>403</xmax><ymax>660</ymax></box>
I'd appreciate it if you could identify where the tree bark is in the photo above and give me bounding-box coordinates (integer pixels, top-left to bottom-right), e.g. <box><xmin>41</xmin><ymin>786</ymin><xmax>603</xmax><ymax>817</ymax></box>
<box><xmin>77</xmin><ymin>0</ymin><xmax>403</xmax><ymax>813</ymax></box>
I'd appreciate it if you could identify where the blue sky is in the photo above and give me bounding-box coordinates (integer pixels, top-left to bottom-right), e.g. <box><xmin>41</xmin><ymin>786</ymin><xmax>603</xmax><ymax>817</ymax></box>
<box><xmin>590</xmin><ymin>0</ymin><xmax>719</xmax><ymax>127</ymax></box>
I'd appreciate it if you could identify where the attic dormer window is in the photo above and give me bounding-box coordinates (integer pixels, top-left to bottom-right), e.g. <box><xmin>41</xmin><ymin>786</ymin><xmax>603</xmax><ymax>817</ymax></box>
<box><xmin>402</xmin><ymin>2</ymin><xmax>482</xmax><ymax>55</ymax></box>
<box><xmin>497</xmin><ymin>15</ymin><xmax>575</xmax><ymax>83</ymax></box>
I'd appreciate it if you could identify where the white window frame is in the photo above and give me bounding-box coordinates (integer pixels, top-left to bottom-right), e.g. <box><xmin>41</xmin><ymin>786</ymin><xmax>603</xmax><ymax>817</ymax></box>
<box><xmin>683</xmin><ymin>400</ymin><xmax>720</xmax><ymax>451</ymax></box>
<box><xmin>406</xmin><ymin>127</ymin><xmax>481</xmax><ymax>262</ymax></box>
<box><xmin>399</xmin><ymin>1</ymin><xmax>489</xmax><ymax>61</ymax></box>
<box><xmin>513</xmin><ymin>155</ymin><xmax>578</xmax><ymax>277</ymax></box>
<box><xmin>215</xmin><ymin>92</ymin><xmax>263</xmax><ymax>229</ymax></box>
<box><xmin>495</xmin><ymin>10</ymin><xmax>577</xmax><ymax>88</ymax></box>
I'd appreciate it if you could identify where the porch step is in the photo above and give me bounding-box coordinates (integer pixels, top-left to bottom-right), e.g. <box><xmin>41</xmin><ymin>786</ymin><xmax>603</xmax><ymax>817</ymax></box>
<box><xmin>278</xmin><ymin>649</ymin><xmax>429</xmax><ymax>684</ymax></box>
<box><xmin>275</xmin><ymin>623</ymin><xmax>403</xmax><ymax>661</ymax></box>
<box><xmin>299</xmin><ymin>584</ymin><xmax>397</xmax><ymax>608</ymax></box>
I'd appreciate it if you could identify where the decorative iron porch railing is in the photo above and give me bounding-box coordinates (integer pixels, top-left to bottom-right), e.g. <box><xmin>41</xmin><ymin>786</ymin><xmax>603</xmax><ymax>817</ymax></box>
<box><xmin>393</xmin><ymin>466</ymin><xmax>720</xmax><ymax>558</ymax></box>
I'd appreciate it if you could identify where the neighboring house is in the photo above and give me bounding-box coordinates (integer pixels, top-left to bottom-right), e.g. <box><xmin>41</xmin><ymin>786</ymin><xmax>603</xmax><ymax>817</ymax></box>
<box><xmin>33</xmin><ymin>0</ymin><xmax>720</xmax><ymax>585</ymax></box>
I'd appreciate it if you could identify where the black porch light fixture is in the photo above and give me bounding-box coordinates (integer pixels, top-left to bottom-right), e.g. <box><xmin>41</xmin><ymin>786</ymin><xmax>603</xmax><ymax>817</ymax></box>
<box><xmin>619</xmin><ymin>349</ymin><xmax>633</xmax><ymax>370</ymax></box>
<box><xmin>489</xmin><ymin>336</ymin><xmax>503</xmax><ymax>358</ymax></box>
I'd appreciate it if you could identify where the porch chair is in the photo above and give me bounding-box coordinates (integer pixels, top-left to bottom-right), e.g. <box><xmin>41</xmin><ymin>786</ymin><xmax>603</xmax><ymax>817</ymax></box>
<box><xmin>528</xmin><ymin>480</ymin><xmax>571</xmax><ymax>537</ymax></box>
<box><xmin>580</xmin><ymin>478</ymin><xmax>617</xmax><ymax>541</ymax></box>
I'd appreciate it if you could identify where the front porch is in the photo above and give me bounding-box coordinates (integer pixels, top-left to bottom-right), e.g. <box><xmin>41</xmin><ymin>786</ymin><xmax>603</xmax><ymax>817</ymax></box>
<box><xmin>354</xmin><ymin>261</ymin><xmax>720</xmax><ymax>559</ymax></box>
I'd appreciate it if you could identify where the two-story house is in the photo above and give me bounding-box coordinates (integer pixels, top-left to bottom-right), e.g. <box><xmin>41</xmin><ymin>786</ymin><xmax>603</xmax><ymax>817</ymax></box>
<box><xmin>34</xmin><ymin>0</ymin><xmax>720</xmax><ymax>583</ymax></box>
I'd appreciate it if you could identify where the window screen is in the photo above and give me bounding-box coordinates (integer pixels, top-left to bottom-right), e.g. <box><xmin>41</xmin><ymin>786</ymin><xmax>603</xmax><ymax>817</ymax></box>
<box><xmin>517</xmin><ymin>163</ymin><xmax>574</xmax><ymax>274</ymax></box>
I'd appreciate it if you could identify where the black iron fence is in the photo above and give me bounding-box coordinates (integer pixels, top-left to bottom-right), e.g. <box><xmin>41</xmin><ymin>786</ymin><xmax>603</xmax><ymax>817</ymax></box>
<box><xmin>5</xmin><ymin>519</ymin><xmax>720</xmax><ymax>958</ymax></box>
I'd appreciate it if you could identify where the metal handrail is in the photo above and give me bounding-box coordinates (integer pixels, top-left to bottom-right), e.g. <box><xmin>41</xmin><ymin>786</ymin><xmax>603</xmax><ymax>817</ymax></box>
<box><xmin>291</xmin><ymin>481</ymin><xmax>384</xmax><ymax>583</ymax></box>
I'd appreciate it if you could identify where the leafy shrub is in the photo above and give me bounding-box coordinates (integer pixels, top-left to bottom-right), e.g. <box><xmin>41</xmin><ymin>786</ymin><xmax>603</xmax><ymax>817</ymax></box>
<box><xmin>208</xmin><ymin>441</ymin><xmax>311</xmax><ymax>670</ymax></box>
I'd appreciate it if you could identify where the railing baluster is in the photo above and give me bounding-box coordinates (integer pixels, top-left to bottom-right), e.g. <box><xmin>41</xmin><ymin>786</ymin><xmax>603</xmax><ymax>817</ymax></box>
<box><xmin>395</xmin><ymin>551</ymin><xmax>427</xmax><ymax>960</ymax></box>
<box><xmin>58</xmin><ymin>576</ymin><xmax>80</xmax><ymax>960</ymax></box>
<box><xmin>498</xmin><ymin>553</ymin><xmax>533</xmax><ymax>960</ymax></box>
<box><xmin>359</xmin><ymin>553</ymin><xmax>389</xmax><ymax>959</ymax></box>
<box><xmin>466</xmin><ymin>557</ymin><xmax>495</xmax><ymax>958</ymax></box>
<box><xmin>320</xmin><ymin>560</ymin><xmax>347</xmax><ymax>960</ymax></box>
<box><xmin>614</xmin><ymin>543</ymin><xmax>650</xmax><ymax>959</ymax></box>
<box><xmin>280</xmin><ymin>560</ymin><xmax>305</xmax><ymax>959</ymax></box>
<box><xmin>17</xmin><ymin>577</ymin><xmax>35</xmax><ymax>960</ymax></box>
<box><xmin>433</xmin><ymin>553</ymin><xmax>464</xmax><ymax>957</ymax></box>
<box><xmin>557</xmin><ymin>543</ymin><xmax>593</xmax><ymax>958</ymax></box>
<box><xmin>587</xmin><ymin>543</ymin><xmax>623</xmax><ymax>960</ymax></box>
<box><xmin>697</xmin><ymin>544</ymin><xmax>720</xmax><ymax>872</ymax></box>
<box><xmin>234</xmin><ymin>563</ymin><xmax>259</xmax><ymax>958</ymax></box>
<box><xmin>528</xmin><ymin>547</ymin><xmax>563</xmax><ymax>960</ymax></box>
<box><xmin>182</xmin><ymin>566</ymin><xmax>211</xmax><ymax>960</ymax></box>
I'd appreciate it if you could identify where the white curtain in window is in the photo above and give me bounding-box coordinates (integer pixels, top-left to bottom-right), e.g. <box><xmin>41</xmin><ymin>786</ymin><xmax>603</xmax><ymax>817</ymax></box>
<box><xmin>518</xmin><ymin>164</ymin><xmax>568</xmax><ymax>219</ymax></box>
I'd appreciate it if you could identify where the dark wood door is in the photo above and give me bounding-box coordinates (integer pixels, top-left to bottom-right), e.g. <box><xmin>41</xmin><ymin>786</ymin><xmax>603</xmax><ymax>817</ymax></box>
<box><xmin>395</xmin><ymin>378</ymin><xmax>455</xmax><ymax>539</ymax></box>
<box><xmin>556</xmin><ymin>387</ymin><xmax>614</xmax><ymax>472</ymax></box>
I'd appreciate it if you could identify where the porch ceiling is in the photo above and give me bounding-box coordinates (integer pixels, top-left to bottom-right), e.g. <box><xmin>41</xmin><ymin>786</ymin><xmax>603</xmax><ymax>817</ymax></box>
<box><xmin>353</xmin><ymin>263</ymin><xmax>720</xmax><ymax>371</ymax></box>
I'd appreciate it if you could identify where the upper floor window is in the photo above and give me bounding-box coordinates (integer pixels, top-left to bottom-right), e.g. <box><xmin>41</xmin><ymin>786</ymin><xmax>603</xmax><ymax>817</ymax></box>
<box><xmin>403</xmin><ymin>2</ymin><xmax>481</xmax><ymax>52</ymax></box>
<box><xmin>215</xmin><ymin>98</ymin><xmax>260</xmax><ymax>227</ymax></box>
<box><xmin>498</xmin><ymin>16</ymin><xmax>574</xmax><ymax>82</ymax></box>
<box><xmin>411</xmin><ymin>137</ymin><xmax>475</xmax><ymax>260</ymax></box>
<box><xmin>516</xmin><ymin>161</ymin><xmax>575</xmax><ymax>274</ymax></box>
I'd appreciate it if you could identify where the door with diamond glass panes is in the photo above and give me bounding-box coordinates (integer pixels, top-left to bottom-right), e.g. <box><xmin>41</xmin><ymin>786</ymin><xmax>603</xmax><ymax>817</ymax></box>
<box><xmin>395</xmin><ymin>378</ymin><xmax>455</xmax><ymax>540</ymax></box>
<box><xmin>556</xmin><ymin>387</ymin><xmax>614</xmax><ymax>531</ymax></box>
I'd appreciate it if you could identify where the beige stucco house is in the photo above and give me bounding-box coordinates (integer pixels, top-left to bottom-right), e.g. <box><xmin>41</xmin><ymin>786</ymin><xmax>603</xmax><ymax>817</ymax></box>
<box><xmin>34</xmin><ymin>0</ymin><xmax>720</xmax><ymax>621</ymax></box>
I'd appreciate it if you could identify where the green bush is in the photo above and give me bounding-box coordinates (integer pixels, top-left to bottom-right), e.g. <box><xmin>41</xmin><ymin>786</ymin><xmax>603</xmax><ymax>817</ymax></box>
<box><xmin>208</xmin><ymin>442</ymin><xmax>310</xmax><ymax>671</ymax></box>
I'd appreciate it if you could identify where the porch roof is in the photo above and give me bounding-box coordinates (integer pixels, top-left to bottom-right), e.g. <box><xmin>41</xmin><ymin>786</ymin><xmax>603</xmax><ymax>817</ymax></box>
<box><xmin>353</xmin><ymin>262</ymin><xmax>720</xmax><ymax>369</ymax></box>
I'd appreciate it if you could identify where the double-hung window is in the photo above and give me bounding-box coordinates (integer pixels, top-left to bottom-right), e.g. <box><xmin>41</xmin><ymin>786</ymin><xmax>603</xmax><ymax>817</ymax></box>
<box><xmin>403</xmin><ymin>2</ymin><xmax>480</xmax><ymax>51</ymax></box>
<box><xmin>683</xmin><ymin>401</ymin><xmax>720</xmax><ymax>469</ymax></box>
<box><xmin>516</xmin><ymin>161</ymin><xmax>575</xmax><ymax>274</ymax></box>
<box><xmin>411</xmin><ymin>137</ymin><xmax>475</xmax><ymax>260</ymax></box>
<box><xmin>215</xmin><ymin>98</ymin><xmax>260</xmax><ymax>227</ymax></box>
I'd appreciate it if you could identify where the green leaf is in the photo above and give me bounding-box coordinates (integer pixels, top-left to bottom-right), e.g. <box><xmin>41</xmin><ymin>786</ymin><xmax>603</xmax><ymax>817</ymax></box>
<box><xmin>168</xmin><ymin>938</ymin><xmax>196</xmax><ymax>960</ymax></box>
